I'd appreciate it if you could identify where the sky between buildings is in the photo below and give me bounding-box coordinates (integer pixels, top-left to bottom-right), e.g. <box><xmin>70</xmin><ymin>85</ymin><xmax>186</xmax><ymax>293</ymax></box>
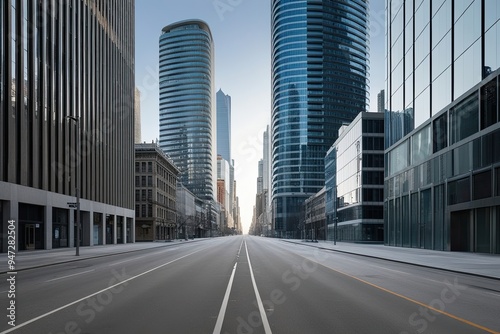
<box><xmin>135</xmin><ymin>0</ymin><xmax>386</xmax><ymax>233</ymax></box>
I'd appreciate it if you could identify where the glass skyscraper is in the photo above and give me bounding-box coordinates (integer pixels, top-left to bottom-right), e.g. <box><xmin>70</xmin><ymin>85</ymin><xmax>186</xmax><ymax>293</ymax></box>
<box><xmin>159</xmin><ymin>20</ymin><xmax>216</xmax><ymax>201</ymax></box>
<box><xmin>271</xmin><ymin>0</ymin><xmax>370</xmax><ymax>237</ymax></box>
<box><xmin>216</xmin><ymin>89</ymin><xmax>231</xmax><ymax>163</ymax></box>
<box><xmin>385</xmin><ymin>0</ymin><xmax>500</xmax><ymax>253</ymax></box>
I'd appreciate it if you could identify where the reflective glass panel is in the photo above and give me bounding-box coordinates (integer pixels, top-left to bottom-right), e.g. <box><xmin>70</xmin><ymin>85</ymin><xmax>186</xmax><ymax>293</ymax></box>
<box><xmin>411</xmin><ymin>124</ymin><xmax>431</xmax><ymax>165</ymax></box>
<box><xmin>481</xmin><ymin>78</ymin><xmax>498</xmax><ymax>130</ymax></box>
<box><xmin>484</xmin><ymin>23</ymin><xmax>500</xmax><ymax>75</ymax></box>
<box><xmin>450</xmin><ymin>93</ymin><xmax>479</xmax><ymax>145</ymax></box>
<box><xmin>432</xmin><ymin>66</ymin><xmax>451</xmax><ymax>115</ymax></box>
<box><xmin>485</xmin><ymin>0</ymin><xmax>500</xmax><ymax>30</ymax></box>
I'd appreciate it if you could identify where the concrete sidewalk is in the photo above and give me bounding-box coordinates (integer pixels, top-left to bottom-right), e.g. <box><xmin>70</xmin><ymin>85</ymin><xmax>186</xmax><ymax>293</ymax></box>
<box><xmin>0</xmin><ymin>239</ymin><xmax>207</xmax><ymax>274</ymax></box>
<box><xmin>282</xmin><ymin>239</ymin><xmax>500</xmax><ymax>280</ymax></box>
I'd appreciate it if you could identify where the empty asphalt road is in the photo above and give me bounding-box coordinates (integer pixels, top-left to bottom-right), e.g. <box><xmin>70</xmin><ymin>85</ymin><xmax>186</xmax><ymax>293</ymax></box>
<box><xmin>1</xmin><ymin>236</ymin><xmax>499</xmax><ymax>334</ymax></box>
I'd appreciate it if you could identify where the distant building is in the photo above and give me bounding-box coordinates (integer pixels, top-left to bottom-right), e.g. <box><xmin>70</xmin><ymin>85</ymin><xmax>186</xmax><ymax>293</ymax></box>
<box><xmin>159</xmin><ymin>20</ymin><xmax>216</xmax><ymax>202</ymax></box>
<box><xmin>216</xmin><ymin>89</ymin><xmax>232</xmax><ymax>162</ymax></box>
<box><xmin>135</xmin><ymin>143</ymin><xmax>179</xmax><ymax>241</ymax></box>
<box><xmin>385</xmin><ymin>0</ymin><xmax>500</xmax><ymax>253</ymax></box>
<box><xmin>377</xmin><ymin>90</ymin><xmax>385</xmax><ymax>113</ymax></box>
<box><xmin>217</xmin><ymin>155</ymin><xmax>234</xmax><ymax>234</ymax></box>
<box><xmin>326</xmin><ymin>112</ymin><xmax>384</xmax><ymax>243</ymax></box>
<box><xmin>0</xmin><ymin>0</ymin><xmax>135</xmax><ymax>251</ymax></box>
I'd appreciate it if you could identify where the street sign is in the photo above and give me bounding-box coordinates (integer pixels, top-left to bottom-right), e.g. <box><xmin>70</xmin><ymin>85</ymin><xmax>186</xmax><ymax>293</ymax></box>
<box><xmin>67</xmin><ymin>202</ymin><xmax>77</xmax><ymax>208</ymax></box>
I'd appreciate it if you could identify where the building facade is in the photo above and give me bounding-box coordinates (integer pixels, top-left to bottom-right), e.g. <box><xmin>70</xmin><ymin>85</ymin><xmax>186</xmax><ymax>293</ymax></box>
<box><xmin>135</xmin><ymin>143</ymin><xmax>179</xmax><ymax>241</ymax></box>
<box><xmin>159</xmin><ymin>20</ymin><xmax>216</xmax><ymax>202</ymax></box>
<box><xmin>327</xmin><ymin>112</ymin><xmax>384</xmax><ymax>243</ymax></box>
<box><xmin>135</xmin><ymin>88</ymin><xmax>142</xmax><ymax>143</ymax></box>
<box><xmin>304</xmin><ymin>187</ymin><xmax>326</xmax><ymax>241</ymax></box>
<box><xmin>0</xmin><ymin>0</ymin><xmax>135</xmax><ymax>251</ymax></box>
<box><xmin>385</xmin><ymin>0</ymin><xmax>500</xmax><ymax>253</ymax></box>
<box><xmin>271</xmin><ymin>0</ymin><xmax>370</xmax><ymax>238</ymax></box>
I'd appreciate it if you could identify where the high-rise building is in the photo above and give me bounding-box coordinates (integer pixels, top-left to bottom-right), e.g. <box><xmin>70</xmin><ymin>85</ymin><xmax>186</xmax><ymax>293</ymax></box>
<box><xmin>0</xmin><ymin>0</ymin><xmax>136</xmax><ymax>251</ymax></box>
<box><xmin>216</xmin><ymin>89</ymin><xmax>231</xmax><ymax>162</ymax></box>
<box><xmin>271</xmin><ymin>0</ymin><xmax>370</xmax><ymax>238</ymax></box>
<box><xmin>159</xmin><ymin>20</ymin><xmax>216</xmax><ymax>201</ymax></box>
<box><xmin>385</xmin><ymin>0</ymin><xmax>500</xmax><ymax>253</ymax></box>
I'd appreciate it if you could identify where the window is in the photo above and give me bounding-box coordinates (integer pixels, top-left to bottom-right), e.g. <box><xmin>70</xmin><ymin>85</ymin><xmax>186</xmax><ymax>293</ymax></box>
<box><xmin>388</xmin><ymin>140</ymin><xmax>409</xmax><ymax>176</ymax></box>
<box><xmin>433</xmin><ymin>113</ymin><xmax>448</xmax><ymax>153</ymax></box>
<box><xmin>496</xmin><ymin>168</ymin><xmax>500</xmax><ymax>196</ymax></box>
<box><xmin>135</xmin><ymin>190</ymin><xmax>140</xmax><ymax>202</ymax></box>
<box><xmin>453</xmin><ymin>143</ymin><xmax>471</xmax><ymax>176</ymax></box>
<box><xmin>363</xmin><ymin>154</ymin><xmax>384</xmax><ymax>168</ymax></box>
<box><xmin>473</xmin><ymin>171</ymin><xmax>492</xmax><ymax>200</ymax></box>
<box><xmin>135</xmin><ymin>162</ymin><xmax>140</xmax><ymax>173</ymax></box>
<box><xmin>481</xmin><ymin>78</ymin><xmax>498</xmax><ymax>130</ymax></box>
<box><xmin>448</xmin><ymin>177</ymin><xmax>470</xmax><ymax>205</ymax></box>
<box><xmin>411</xmin><ymin>124</ymin><xmax>431</xmax><ymax>165</ymax></box>
<box><xmin>450</xmin><ymin>93</ymin><xmax>478</xmax><ymax>145</ymax></box>
<box><xmin>362</xmin><ymin>188</ymin><xmax>384</xmax><ymax>202</ymax></box>
<box><xmin>148</xmin><ymin>162</ymin><xmax>153</xmax><ymax>172</ymax></box>
<box><xmin>147</xmin><ymin>176</ymin><xmax>153</xmax><ymax>187</ymax></box>
<box><xmin>362</xmin><ymin>171</ymin><xmax>384</xmax><ymax>185</ymax></box>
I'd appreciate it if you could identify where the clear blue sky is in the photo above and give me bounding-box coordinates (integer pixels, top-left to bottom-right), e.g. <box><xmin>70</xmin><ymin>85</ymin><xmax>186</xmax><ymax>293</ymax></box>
<box><xmin>135</xmin><ymin>0</ymin><xmax>386</xmax><ymax>233</ymax></box>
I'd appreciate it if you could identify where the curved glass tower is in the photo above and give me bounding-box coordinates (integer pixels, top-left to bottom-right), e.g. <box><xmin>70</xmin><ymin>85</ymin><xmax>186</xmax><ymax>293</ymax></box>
<box><xmin>271</xmin><ymin>0</ymin><xmax>370</xmax><ymax>237</ymax></box>
<box><xmin>159</xmin><ymin>20</ymin><xmax>215</xmax><ymax>201</ymax></box>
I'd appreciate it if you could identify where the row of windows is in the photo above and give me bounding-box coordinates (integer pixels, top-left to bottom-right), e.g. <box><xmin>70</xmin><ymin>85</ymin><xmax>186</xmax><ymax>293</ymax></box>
<box><xmin>448</xmin><ymin>167</ymin><xmax>500</xmax><ymax>205</ymax></box>
<box><xmin>337</xmin><ymin>205</ymin><xmax>383</xmax><ymax>222</ymax></box>
<box><xmin>387</xmin><ymin>75</ymin><xmax>499</xmax><ymax>176</ymax></box>
<box><xmin>386</xmin><ymin>128</ymin><xmax>500</xmax><ymax>198</ymax></box>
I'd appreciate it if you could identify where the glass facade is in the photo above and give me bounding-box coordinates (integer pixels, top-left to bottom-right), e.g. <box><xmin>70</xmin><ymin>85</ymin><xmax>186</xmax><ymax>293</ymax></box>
<box><xmin>271</xmin><ymin>0</ymin><xmax>370</xmax><ymax>237</ymax></box>
<box><xmin>385</xmin><ymin>0</ymin><xmax>500</xmax><ymax>253</ymax></box>
<box><xmin>327</xmin><ymin>112</ymin><xmax>384</xmax><ymax>243</ymax></box>
<box><xmin>159</xmin><ymin>20</ymin><xmax>215</xmax><ymax>201</ymax></box>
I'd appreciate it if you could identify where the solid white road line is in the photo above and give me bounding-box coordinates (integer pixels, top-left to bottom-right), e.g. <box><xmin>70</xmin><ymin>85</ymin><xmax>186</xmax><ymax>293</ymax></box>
<box><xmin>0</xmin><ymin>249</ymin><xmax>204</xmax><ymax>334</ymax></box>
<box><xmin>45</xmin><ymin>269</ymin><xmax>95</xmax><ymax>282</ymax></box>
<box><xmin>213</xmin><ymin>238</ymin><xmax>244</xmax><ymax>334</ymax></box>
<box><xmin>245</xmin><ymin>239</ymin><xmax>273</xmax><ymax>334</ymax></box>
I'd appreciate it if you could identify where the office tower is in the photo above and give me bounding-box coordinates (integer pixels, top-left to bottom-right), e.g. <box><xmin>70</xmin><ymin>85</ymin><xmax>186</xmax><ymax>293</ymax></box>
<box><xmin>385</xmin><ymin>0</ymin><xmax>500</xmax><ymax>253</ymax></box>
<box><xmin>0</xmin><ymin>0</ymin><xmax>136</xmax><ymax>251</ymax></box>
<box><xmin>271</xmin><ymin>0</ymin><xmax>370</xmax><ymax>238</ymax></box>
<box><xmin>216</xmin><ymin>89</ymin><xmax>231</xmax><ymax>162</ymax></box>
<box><xmin>159</xmin><ymin>20</ymin><xmax>216</xmax><ymax>201</ymax></box>
<box><xmin>135</xmin><ymin>88</ymin><xmax>142</xmax><ymax>143</ymax></box>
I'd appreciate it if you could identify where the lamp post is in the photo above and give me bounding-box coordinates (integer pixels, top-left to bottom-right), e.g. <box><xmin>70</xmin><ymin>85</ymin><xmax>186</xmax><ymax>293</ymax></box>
<box><xmin>67</xmin><ymin>116</ymin><xmax>81</xmax><ymax>256</ymax></box>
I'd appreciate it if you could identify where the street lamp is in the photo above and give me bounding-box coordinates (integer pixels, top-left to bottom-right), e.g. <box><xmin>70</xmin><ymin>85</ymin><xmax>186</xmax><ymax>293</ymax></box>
<box><xmin>67</xmin><ymin>115</ymin><xmax>81</xmax><ymax>256</ymax></box>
